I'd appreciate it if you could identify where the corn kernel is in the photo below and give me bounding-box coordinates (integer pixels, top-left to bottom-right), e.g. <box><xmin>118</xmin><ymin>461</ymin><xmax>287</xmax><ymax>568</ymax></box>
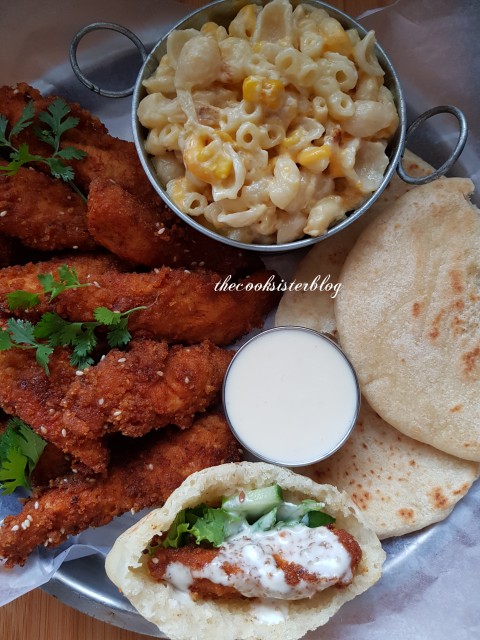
<box><xmin>328</xmin><ymin>152</ymin><xmax>345</xmax><ymax>178</ymax></box>
<box><xmin>297</xmin><ymin>145</ymin><xmax>332</xmax><ymax>173</ymax></box>
<box><xmin>242</xmin><ymin>76</ymin><xmax>284</xmax><ymax>110</ymax></box>
<box><xmin>321</xmin><ymin>19</ymin><xmax>353</xmax><ymax>56</ymax></box>
<box><xmin>184</xmin><ymin>134</ymin><xmax>233</xmax><ymax>183</ymax></box>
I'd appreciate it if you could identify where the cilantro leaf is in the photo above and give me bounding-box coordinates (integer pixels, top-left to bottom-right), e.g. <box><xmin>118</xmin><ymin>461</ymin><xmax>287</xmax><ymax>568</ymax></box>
<box><xmin>93</xmin><ymin>307</ymin><xmax>122</xmax><ymax>326</ymax></box>
<box><xmin>0</xmin><ymin>115</ymin><xmax>9</xmax><ymax>147</ymax></box>
<box><xmin>190</xmin><ymin>508</ymin><xmax>234</xmax><ymax>547</ymax></box>
<box><xmin>9</xmin><ymin>101</ymin><xmax>35</xmax><ymax>140</ymax></box>
<box><xmin>0</xmin><ymin>417</ymin><xmax>46</xmax><ymax>494</ymax></box>
<box><xmin>107</xmin><ymin>318</ymin><xmax>131</xmax><ymax>348</ymax></box>
<box><xmin>6</xmin><ymin>290</ymin><xmax>41</xmax><ymax>310</ymax></box>
<box><xmin>0</xmin><ymin>447</ymin><xmax>28</xmax><ymax>494</ymax></box>
<box><xmin>37</xmin><ymin>264</ymin><xmax>89</xmax><ymax>301</ymax></box>
<box><xmin>7</xmin><ymin>317</ymin><xmax>38</xmax><ymax>347</ymax></box>
<box><xmin>0</xmin><ymin>329</ymin><xmax>14</xmax><ymax>350</ymax></box>
<box><xmin>45</xmin><ymin>157</ymin><xmax>75</xmax><ymax>182</ymax></box>
<box><xmin>0</xmin><ymin>98</ymin><xmax>87</xmax><ymax>185</ymax></box>
<box><xmin>55</xmin><ymin>146</ymin><xmax>87</xmax><ymax>161</ymax></box>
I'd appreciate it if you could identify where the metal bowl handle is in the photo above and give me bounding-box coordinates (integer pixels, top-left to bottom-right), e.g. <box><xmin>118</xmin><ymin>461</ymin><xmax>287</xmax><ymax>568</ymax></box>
<box><xmin>69</xmin><ymin>22</ymin><xmax>148</xmax><ymax>98</ymax></box>
<box><xmin>397</xmin><ymin>105</ymin><xmax>468</xmax><ymax>185</ymax></box>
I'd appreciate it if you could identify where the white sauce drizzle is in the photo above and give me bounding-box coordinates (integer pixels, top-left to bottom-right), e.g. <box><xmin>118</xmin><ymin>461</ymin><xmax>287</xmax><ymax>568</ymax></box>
<box><xmin>164</xmin><ymin>525</ymin><xmax>353</xmax><ymax>600</ymax></box>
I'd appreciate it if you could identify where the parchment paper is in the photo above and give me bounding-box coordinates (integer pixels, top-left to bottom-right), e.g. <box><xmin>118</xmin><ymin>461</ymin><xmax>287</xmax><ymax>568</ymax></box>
<box><xmin>0</xmin><ymin>2</ymin><xmax>479</xmax><ymax>639</ymax></box>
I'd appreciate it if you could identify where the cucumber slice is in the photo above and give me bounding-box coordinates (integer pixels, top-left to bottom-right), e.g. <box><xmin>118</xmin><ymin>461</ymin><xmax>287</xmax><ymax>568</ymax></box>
<box><xmin>222</xmin><ymin>484</ymin><xmax>283</xmax><ymax>519</ymax></box>
<box><xmin>250</xmin><ymin>507</ymin><xmax>277</xmax><ymax>532</ymax></box>
<box><xmin>302</xmin><ymin>511</ymin><xmax>336</xmax><ymax>528</ymax></box>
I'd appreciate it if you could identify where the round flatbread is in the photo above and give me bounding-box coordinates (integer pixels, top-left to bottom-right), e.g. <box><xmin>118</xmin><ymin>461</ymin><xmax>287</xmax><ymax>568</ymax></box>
<box><xmin>303</xmin><ymin>402</ymin><xmax>479</xmax><ymax>538</ymax></box>
<box><xmin>335</xmin><ymin>178</ymin><xmax>480</xmax><ymax>461</ymax></box>
<box><xmin>275</xmin><ymin>150</ymin><xmax>434</xmax><ymax>336</ymax></box>
<box><xmin>105</xmin><ymin>462</ymin><xmax>385</xmax><ymax>640</ymax></box>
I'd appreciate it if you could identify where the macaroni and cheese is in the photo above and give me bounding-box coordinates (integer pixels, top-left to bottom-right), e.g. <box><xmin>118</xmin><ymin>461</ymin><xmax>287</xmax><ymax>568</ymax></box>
<box><xmin>138</xmin><ymin>0</ymin><xmax>399</xmax><ymax>244</ymax></box>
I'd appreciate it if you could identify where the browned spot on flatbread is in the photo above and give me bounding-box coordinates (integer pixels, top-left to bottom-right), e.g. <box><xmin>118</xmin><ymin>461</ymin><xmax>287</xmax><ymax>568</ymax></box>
<box><xmin>352</xmin><ymin>490</ymin><xmax>371</xmax><ymax>510</ymax></box>
<box><xmin>409</xmin><ymin>459</ymin><xmax>416</xmax><ymax>466</ymax></box>
<box><xmin>449</xmin><ymin>269</ymin><xmax>464</xmax><ymax>295</ymax></box>
<box><xmin>450</xmin><ymin>404</ymin><xmax>463</xmax><ymax>413</ymax></box>
<box><xmin>397</xmin><ymin>508</ymin><xmax>415</xmax><ymax>523</ymax></box>
<box><xmin>462</xmin><ymin>346</ymin><xmax>480</xmax><ymax>376</ymax></box>
<box><xmin>412</xmin><ymin>302</ymin><xmax>421</xmax><ymax>318</ymax></box>
<box><xmin>452</xmin><ymin>482</ymin><xmax>470</xmax><ymax>496</ymax></box>
<box><xmin>429</xmin><ymin>310</ymin><xmax>443</xmax><ymax>340</ymax></box>
<box><xmin>429</xmin><ymin>487</ymin><xmax>448</xmax><ymax>510</ymax></box>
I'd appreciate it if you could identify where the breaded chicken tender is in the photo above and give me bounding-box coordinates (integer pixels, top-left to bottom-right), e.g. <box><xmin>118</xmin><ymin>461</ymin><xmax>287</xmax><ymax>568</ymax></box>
<box><xmin>0</xmin><ymin>253</ymin><xmax>124</xmax><ymax>317</ymax></box>
<box><xmin>0</xmin><ymin>412</ymin><xmax>242</xmax><ymax>567</ymax></box>
<box><xmin>59</xmin><ymin>340</ymin><xmax>232</xmax><ymax>471</ymax></box>
<box><xmin>0</xmin><ymin>83</ymin><xmax>155</xmax><ymax>201</ymax></box>
<box><xmin>53</xmin><ymin>267</ymin><xmax>280</xmax><ymax>345</ymax></box>
<box><xmin>0</xmin><ymin>340</ymin><xmax>231</xmax><ymax>472</ymax></box>
<box><xmin>0</xmin><ymin>163</ymin><xmax>95</xmax><ymax>251</ymax></box>
<box><xmin>87</xmin><ymin>178</ymin><xmax>263</xmax><ymax>276</ymax></box>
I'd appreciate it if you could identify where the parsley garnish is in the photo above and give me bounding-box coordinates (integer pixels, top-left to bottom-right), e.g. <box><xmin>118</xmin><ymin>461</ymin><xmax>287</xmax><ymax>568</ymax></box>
<box><xmin>6</xmin><ymin>264</ymin><xmax>90</xmax><ymax>310</ymax></box>
<box><xmin>1</xmin><ymin>265</ymin><xmax>146</xmax><ymax>372</ymax></box>
<box><xmin>0</xmin><ymin>98</ymin><xmax>87</xmax><ymax>189</ymax></box>
<box><xmin>0</xmin><ymin>417</ymin><xmax>47</xmax><ymax>494</ymax></box>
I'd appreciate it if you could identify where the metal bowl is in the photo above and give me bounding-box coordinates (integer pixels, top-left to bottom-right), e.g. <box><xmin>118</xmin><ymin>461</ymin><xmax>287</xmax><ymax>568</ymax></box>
<box><xmin>70</xmin><ymin>0</ymin><xmax>467</xmax><ymax>253</ymax></box>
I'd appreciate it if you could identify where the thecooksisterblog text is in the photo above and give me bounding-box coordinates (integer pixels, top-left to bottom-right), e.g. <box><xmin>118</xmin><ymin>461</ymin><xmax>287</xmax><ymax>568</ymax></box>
<box><xmin>215</xmin><ymin>274</ymin><xmax>342</xmax><ymax>299</ymax></box>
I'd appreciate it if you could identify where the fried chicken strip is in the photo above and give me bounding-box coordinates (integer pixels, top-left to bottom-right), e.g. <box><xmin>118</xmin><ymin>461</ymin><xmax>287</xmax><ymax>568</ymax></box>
<box><xmin>0</xmin><ymin>259</ymin><xmax>279</xmax><ymax>344</ymax></box>
<box><xmin>0</xmin><ymin>253</ymin><xmax>125</xmax><ymax>317</ymax></box>
<box><xmin>87</xmin><ymin>178</ymin><xmax>263</xmax><ymax>276</ymax></box>
<box><xmin>0</xmin><ymin>412</ymin><xmax>242</xmax><ymax>567</ymax></box>
<box><xmin>54</xmin><ymin>267</ymin><xmax>280</xmax><ymax>345</ymax></box>
<box><xmin>0</xmin><ymin>349</ymin><xmax>100</xmax><ymax>467</ymax></box>
<box><xmin>0</xmin><ymin>83</ymin><xmax>155</xmax><ymax>201</ymax></box>
<box><xmin>0</xmin><ymin>163</ymin><xmax>95</xmax><ymax>251</ymax></box>
<box><xmin>59</xmin><ymin>340</ymin><xmax>232</xmax><ymax>471</ymax></box>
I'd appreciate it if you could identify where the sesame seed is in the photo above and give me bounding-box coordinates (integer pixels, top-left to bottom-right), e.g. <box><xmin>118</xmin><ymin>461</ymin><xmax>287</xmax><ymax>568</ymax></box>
<box><xmin>156</xmin><ymin>371</ymin><xmax>164</xmax><ymax>376</ymax></box>
<box><xmin>93</xmin><ymin>281</ymin><xmax>100</xmax><ymax>288</ymax></box>
<box><xmin>199</xmin><ymin>261</ymin><xmax>205</xmax><ymax>267</ymax></box>
<box><xmin>103</xmin><ymin>425</ymin><xmax>109</xmax><ymax>430</ymax></box>
<box><xmin>184</xmin><ymin>249</ymin><xmax>190</xmax><ymax>253</ymax></box>
<box><xmin>67</xmin><ymin>195</ymin><xmax>72</xmax><ymax>201</ymax></box>
<box><xmin>157</xmin><ymin>227</ymin><xmax>166</xmax><ymax>235</ymax></box>
<box><xmin>117</xmin><ymin>357</ymin><xmax>126</xmax><ymax>363</ymax></box>
<box><xmin>98</xmin><ymin>398</ymin><xmax>105</xmax><ymax>405</ymax></box>
<box><xmin>0</xmin><ymin>519</ymin><xmax>4</xmax><ymax>527</ymax></box>
<box><xmin>48</xmin><ymin>408</ymin><xmax>55</xmax><ymax>414</ymax></box>
<box><xmin>11</xmin><ymin>525</ymin><xmax>19</xmax><ymax>532</ymax></box>
<box><xmin>113</xmin><ymin>410</ymin><xmax>122</xmax><ymax>417</ymax></box>
<box><xmin>34</xmin><ymin>501</ymin><xmax>39</xmax><ymax>510</ymax></box>
<box><xmin>0</xmin><ymin>211</ymin><xmax>7</xmax><ymax>217</ymax></box>
<box><xmin>191</xmin><ymin>261</ymin><xmax>198</xmax><ymax>267</ymax></box>
<box><xmin>147</xmin><ymin>464</ymin><xmax>154</xmax><ymax>470</ymax></box>
<box><xmin>48</xmin><ymin>537</ymin><xmax>53</xmax><ymax>543</ymax></box>
<box><xmin>60</xmin><ymin>528</ymin><xmax>65</xmax><ymax>535</ymax></box>
<box><xmin>101</xmin><ymin>355</ymin><xmax>106</xmax><ymax>361</ymax></box>
<box><xmin>58</xmin><ymin>210</ymin><xmax>65</xmax><ymax>215</ymax></box>
<box><xmin>72</xmin><ymin>245</ymin><xmax>78</xmax><ymax>250</ymax></box>
<box><xmin>40</xmin><ymin>426</ymin><xmax>47</xmax><ymax>434</ymax></box>
<box><xmin>27</xmin><ymin>515</ymin><xmax>33</xmax><ymax>522</ymax></box>
<box><xmin>154</xmin><ymin>268</ymin><xmax>160</xmax><ymax>274</ymax></box>
<box><xmin>21</xmin><ymin>519</ymin><xmax>30</xmax><ymax>529</ymax></box>
<box><xmin>76</xmin><ymin>370</ymin><xmax>84</xmax><ymax>376</ymax></box>
<box><xmin>130</xmin><ymin>508</ymin><xmax>136</xmax><ymax>515</ymax></box>
<box><xmin>185</xmin><ymin>376</ymin><xmax>190</xmax><ymax>384</ymax></box>
<box><xmin>61</xmin><ymin>429</ymin><xmax>67</xmax><ymax>437</ymax></box>
<box><xmin>184</xmin><ymin>269</ymin><xmax>191</xmax><ymax>274</ymax></box>
<box><xmin>72</xmin><ymin>468</ymin><xmax>78</xmax><ymax>473</ymax></box>
<box><xmin>152</xmin><ymin>557</ymin><xmax>160</xmax><ymax>564</ymax></box>
<box><xmin>44</xmin><ymin>541</ymin><xmax>49</xmax><ymax>547</ymax></box>
<box><xmin>63</xmin><ymin>478</ymin><xmax>68</xmax><ymax>483</ymax></box>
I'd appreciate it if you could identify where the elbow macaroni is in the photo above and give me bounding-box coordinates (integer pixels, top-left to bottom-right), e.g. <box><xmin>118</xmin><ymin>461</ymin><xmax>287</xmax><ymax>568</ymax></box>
<box><xmin>138</xmin><ymin>0</ymin><xmax>399</xmax><ymax>244</ymax></box>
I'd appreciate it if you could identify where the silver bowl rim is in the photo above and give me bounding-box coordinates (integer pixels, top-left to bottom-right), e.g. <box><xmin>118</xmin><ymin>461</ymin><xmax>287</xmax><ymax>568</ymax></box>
<box><xmin>131</xmin><ymin>0</ymin><xmax>407</xmax><ymax>254</ymax></box>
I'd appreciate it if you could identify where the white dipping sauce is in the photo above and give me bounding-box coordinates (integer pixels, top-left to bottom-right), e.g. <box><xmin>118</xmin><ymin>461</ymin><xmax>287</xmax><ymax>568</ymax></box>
<box><xmin>223</xmin><ymin>327</ymin><xmax>359</xmax><ymax>466</ymax></box>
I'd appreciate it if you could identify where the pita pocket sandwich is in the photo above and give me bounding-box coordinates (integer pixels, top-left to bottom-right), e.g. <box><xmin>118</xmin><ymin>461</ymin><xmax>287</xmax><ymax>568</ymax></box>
<box><xmin>106</xmin><ymin>462</ymin><xmax>385</xmax><ymax>640</ymax></box>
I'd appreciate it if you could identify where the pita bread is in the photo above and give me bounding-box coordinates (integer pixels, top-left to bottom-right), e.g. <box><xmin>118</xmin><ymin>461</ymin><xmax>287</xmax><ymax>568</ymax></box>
<box><xmin>335</xmin><ymin>178</ymin><xmax>480</xmax><ymax>461</ymax></box>
<box><xmin>303</xmin><ymin>402</ymin><xmax>479</xmax><ymax>538</ymax></box>
<box><xmin>275</xmin><ymin>150</ymin><xmax>434</xmax><ymax>336</ymax></box>
<box><xmin>105</xmin><ymin>462</ymin><xmax>385</xmax><ymax>640</ymax></box>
